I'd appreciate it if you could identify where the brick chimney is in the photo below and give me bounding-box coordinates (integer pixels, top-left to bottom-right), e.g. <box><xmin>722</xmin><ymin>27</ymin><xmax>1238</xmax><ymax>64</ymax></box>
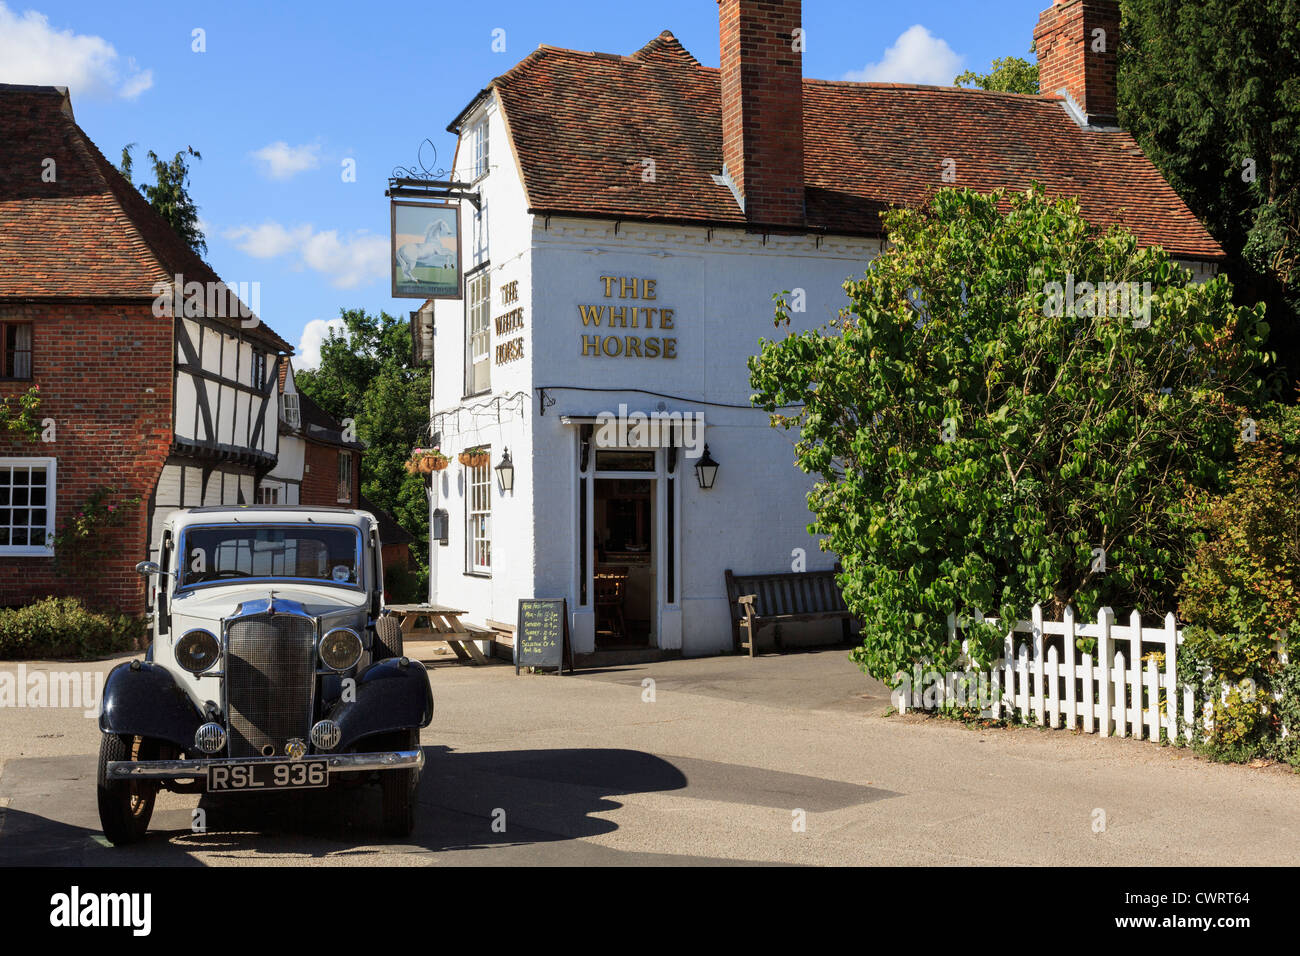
<box><xmin>1033</xmin><ymin>0</ymin><xmax>1120</xmax><ymax>126</ymax></box>
<box><xmin>717</xmin><ymin>0</ymin><xmax>805</xmax><ymax>230</ymax></box>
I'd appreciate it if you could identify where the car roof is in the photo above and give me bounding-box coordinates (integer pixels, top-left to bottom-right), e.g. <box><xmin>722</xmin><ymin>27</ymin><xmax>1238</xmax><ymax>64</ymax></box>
<box><xmin>166</xmin><ymin>506</ymin><xmax>376</xmax><ymax>531</ymax></box>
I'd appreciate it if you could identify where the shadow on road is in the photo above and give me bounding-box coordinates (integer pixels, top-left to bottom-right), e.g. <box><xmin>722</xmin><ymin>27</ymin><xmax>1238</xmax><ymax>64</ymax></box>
<box><xmin>0</xmin><ymin>746</ymin><xmax>691</xmax><ymax>865</ymax></box>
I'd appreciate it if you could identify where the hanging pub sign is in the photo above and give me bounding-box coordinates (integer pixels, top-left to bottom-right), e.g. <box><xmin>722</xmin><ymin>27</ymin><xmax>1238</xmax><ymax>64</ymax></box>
<box><xmin>391</xmin><ymin>200</ymin><xmax>462</xmax><ymax>299</ymax></box>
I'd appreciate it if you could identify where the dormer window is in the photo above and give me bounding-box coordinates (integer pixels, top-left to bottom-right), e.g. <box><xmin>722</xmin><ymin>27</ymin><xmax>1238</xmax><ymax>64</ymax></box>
<box><xmin>471</xmin><ymin>119</ymin><xmax>489</xmax><ymax>180</ymax></box>
<box><xmin>280</xmin><ymin>392</ymin><xmax>301</xmax><ymax>429</ymax></box>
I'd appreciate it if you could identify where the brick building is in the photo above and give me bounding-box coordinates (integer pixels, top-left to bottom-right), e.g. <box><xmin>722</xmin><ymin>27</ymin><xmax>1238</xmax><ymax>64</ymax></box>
<box><xmin>0</xmin><ymin>84</ymin><xmax>293</xmax><ymax>613</ymax></box>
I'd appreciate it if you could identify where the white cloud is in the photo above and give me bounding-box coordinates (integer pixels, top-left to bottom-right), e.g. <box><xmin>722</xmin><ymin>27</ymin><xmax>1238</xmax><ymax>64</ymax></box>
<box><xmin>225</xmin><ymin>222</ymin><xmax>313</xmax><ymax>259</ymax></box>
<box><xmin>0</xmin><ymin>3</ymin><xmax>153</xmax><ymax>99</ymax></box>
<box><xmin>842</xmin><ymin>25</ymin><xmax>963</xmax><ymax>87</ymax></box>
<box><xmin>299</xmin><ymin>230</ymin><xmax>389</xmax><ymax>289</ymax></box>
<box><xmin>296</xmin><ymin>318</ymin><xmax>348</xmax><ymax>372</ymax></box>
<box><xmin>118</xmin><ymin>59</ymin><xmax>153</xmax><ymax>99</ymax></box>
<box><xmin>223</xmin><ymin>222</ymin><xmax>388</xmax><ymax>289</ymax></box>
<box><xmin>251</xmin><ymin>141</ymin><xmax>322</xmax><ymax>180</ymax></box>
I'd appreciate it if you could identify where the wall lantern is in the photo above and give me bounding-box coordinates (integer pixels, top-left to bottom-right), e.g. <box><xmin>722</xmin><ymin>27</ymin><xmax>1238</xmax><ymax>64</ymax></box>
<box><xmin>431</xmin><ymin>508</ymin><xmax>449</xmax><ymax>546</ymax></box>
<box><xmin>694</xmin><ymin>444</ymin><xmax>719</xmax><ymax>490</ymax></box>
<box><xmin>495</xmin><ymin>448</ymin><xmax>515</xmax><ymax>494</ymax></box>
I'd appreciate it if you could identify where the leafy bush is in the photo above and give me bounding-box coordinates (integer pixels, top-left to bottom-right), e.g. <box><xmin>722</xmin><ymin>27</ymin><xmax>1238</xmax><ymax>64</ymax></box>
<box><xmin>0</xmin><ymin>597</ymin><xmax>143</xmax><ymax>660</ymax></box>
<box><xmin>1176</xmin><ymin>404</ymin><xmax>1300</xmax><ymax>764</ymax></box>
<box><xmin>749</xmin><ymin>186</ymin><xmax>1269</xmax><ymax>683</ymax></box>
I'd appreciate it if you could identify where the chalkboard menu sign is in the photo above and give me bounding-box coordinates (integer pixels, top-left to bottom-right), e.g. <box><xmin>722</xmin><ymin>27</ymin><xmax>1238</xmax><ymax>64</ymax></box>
<box><xmin>516</xmin><ymin>598</ymin><xmax>573</xmax><ymax>674</ymax></box>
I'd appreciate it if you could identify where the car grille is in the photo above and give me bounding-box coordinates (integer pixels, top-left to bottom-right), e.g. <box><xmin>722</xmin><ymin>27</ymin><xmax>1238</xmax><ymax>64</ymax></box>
<box><xmin>225</xmin><ymin>612</ymin><xmax>317</xmax><ymax>758</ymax></box>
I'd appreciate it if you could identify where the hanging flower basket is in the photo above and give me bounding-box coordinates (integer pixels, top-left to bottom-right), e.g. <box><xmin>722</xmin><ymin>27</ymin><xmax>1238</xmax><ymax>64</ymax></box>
<box><xmin>406</xmin><ymin>448</ymin><xmax>450</xmax><ymax>474</ymax></box>
<box><xmin>458</xmin><ymin>448</ymin><xmax>490</xmax><ymax>468</ymax></box>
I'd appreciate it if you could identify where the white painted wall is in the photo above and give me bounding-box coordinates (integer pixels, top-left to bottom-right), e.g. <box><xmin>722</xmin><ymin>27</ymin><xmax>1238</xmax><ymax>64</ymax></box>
<box><xmin>429</xmin><ymin>91</ymin><xmax>536</xmax><ymax>635</ymax></box>
<box><xmin>528</xmin><ymin>221</ymin><xmax>881</xmax><ymax>655</ymax></box>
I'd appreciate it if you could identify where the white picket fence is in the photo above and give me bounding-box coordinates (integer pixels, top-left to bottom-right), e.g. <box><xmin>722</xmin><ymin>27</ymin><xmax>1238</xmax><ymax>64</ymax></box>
<box><xmin>897</xmin><ymin>605</ymin><xmax>1195</xmax><ymax>742</ymax></box>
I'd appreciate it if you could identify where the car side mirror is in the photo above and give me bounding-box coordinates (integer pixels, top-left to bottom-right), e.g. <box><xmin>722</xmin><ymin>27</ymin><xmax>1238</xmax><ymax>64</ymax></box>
<box><xmin>136</xmin><ymin>561</ymin><xmax>174</xmax><ymax>577</ymax></box>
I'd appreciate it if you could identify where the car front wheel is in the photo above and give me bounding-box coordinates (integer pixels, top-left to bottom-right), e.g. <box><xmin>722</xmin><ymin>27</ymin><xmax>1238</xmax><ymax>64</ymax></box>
<box><xmin>96</xmin><ymin>733</ymin><xmax>159</xmax><ymax>846</ymax></box>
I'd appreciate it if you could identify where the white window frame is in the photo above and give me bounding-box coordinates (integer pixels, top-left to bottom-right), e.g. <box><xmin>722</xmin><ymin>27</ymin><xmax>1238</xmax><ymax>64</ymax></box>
<box><xmin>280</xmin><ymin>392</ymin><xmax>301</xmax><ymax>429</ymax></box>
<box><xmin>0</xmin><ymin>457</ymin><xmax>55</xmax><ymax>556</ymax></box>
<box><xmin>471</xmin><ymin>119</ymin><xmax>489</xmax><ymax>180</ymax></box>
<box><xmin>337</xmin><ymin>452</ymin><xmax>352</xmax><ymax>504</ymax></box>
<box><xmin>465</xmin><ymin>270</ymin><xmax>491</xmax><ymax>395</ymax></box>
<box><xmin>255</xmin><ymin>485</ymin><xmax>280</xmax><ymax>505</ymax></box>
<box><xmin>466</xmin><ymin>456</ymin><xmax>491</xmax><ymax>574</ymax></box>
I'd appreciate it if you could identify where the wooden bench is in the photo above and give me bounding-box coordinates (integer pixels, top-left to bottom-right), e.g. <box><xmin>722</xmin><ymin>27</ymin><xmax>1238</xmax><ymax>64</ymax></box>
<box><xmin>724</xmin><ymin>569</ymin><xmax>852</xmax><ymax>657</ymax></box>
<box><xmin>486</xmin><ymin>618</ymin><xmax>516</xmax><ymax>663</ymax></box>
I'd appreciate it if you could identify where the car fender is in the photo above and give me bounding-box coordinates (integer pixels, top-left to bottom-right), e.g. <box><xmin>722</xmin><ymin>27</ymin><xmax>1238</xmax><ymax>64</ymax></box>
<box><xmin>99</xmin><ymin>660</ymin><xmax>203</xmax><ymax>751</ymax></box>
<box><xmin>330</xmin><ymin>658</ymin><xmax>433</xmax><ymax>750</ymax></box>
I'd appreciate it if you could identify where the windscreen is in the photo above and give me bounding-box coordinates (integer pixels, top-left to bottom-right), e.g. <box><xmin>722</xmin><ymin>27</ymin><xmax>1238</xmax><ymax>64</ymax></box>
<box><xmin>178</xmin><ymin>525</ymin><xmax>362</xmax><ymax>588</ymax></box>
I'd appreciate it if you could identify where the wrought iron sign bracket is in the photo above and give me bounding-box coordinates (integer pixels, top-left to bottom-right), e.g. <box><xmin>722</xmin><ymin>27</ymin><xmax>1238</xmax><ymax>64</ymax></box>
<box><xmin>386</xmin><ymin>178</ymin><xmax>481</xmax><ymax>210</ymax></box>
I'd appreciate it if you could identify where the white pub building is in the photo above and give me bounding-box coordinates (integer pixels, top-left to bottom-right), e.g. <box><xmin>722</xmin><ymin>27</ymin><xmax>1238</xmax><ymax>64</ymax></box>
<box><xmin>417</xmin><ymin>0</ymin><xmax>1222</xmax><ymax>658</ymax></box>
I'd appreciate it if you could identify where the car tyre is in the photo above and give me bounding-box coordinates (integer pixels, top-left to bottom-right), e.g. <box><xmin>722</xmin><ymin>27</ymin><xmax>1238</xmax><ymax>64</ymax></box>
<box><xmin>381</xmin><ymin>728</ymin><xmax>419</xmax><ymax>838</ymax></box>
<box><xmin>97</xmin><ymin>733</ymin><xmax>159</xmax><ymax>846</ymax></box>
<box><xmin>374</xmin><ymin>615</ymin><xmax>404</xmax><ymax>661</ymax></box>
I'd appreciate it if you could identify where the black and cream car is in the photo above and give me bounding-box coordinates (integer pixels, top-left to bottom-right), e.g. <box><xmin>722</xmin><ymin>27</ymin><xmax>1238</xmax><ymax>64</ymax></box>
<box><xmin>97</xmin><ymin>506</ymin><xmax>432</xmax><ymax>845</ymax></box>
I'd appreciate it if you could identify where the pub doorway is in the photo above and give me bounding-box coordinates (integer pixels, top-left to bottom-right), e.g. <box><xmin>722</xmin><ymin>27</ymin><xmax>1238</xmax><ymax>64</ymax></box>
<box><xmin>593</xmin><ymin>474</ymin><xmax>655</xmax><ymax>648</ymax></box>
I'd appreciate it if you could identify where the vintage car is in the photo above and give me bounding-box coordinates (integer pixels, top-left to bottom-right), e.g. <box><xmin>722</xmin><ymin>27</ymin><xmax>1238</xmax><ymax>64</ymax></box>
<box><xmin>97</xmin><ymin>506</ymin><xmax>432</xmax><ymax>845</ymax></box>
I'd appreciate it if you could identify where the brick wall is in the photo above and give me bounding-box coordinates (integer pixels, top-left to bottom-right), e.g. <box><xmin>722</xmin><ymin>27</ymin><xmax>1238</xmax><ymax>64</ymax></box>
<box><xmin>718</xmin><ymin>0</ymin><xmax>805</xmax><ymax>230</ymax></box>
<box><xmin>1034</xmin><ymin>0</ymin><xmax>1120</xmax><ymax>125</ymax></box>
<box><xmin>300</xmin><ymin>440</ymin><xmax>359</xmax><ymax>509</ymax></box>
<box><xmin>0</xmin><ymin>300</ymin><xmax>173</xmax><ymax>613</ymax></box>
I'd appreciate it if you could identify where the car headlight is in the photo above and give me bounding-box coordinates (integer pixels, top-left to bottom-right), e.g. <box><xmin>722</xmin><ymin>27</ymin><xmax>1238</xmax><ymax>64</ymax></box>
<box><xmin>320</xmin><ymin>627</ymin><xmax>363</xmax><ymax>671</ymax></box>
<box><xmin>176</xmin><ymin>629</ymin><xmax>221</xmax><ymax>674</ymax></box>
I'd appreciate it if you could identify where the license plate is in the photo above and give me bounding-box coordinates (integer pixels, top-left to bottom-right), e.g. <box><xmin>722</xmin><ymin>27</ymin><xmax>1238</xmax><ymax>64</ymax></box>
<box><xmin>207</xmin><ymin>760</ymin><xmax>328</xmax><ymax>792</ymax></box>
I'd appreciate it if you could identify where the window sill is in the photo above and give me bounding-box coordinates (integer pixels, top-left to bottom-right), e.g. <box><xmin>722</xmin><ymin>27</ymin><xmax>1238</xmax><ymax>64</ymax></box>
<box><xmin>463</xmin><ymin>571</ymin><xmax>492</xmax><ymax>579</ymax></box>
<box><xmin>461</xmin><ymin>389</ymin><xmax>492</xmax><ymax>401</ymax></box>
<box><xmin>0</xmin><ymin>548</ymin><xmax>53</xmax><ymax>558</ymax></box>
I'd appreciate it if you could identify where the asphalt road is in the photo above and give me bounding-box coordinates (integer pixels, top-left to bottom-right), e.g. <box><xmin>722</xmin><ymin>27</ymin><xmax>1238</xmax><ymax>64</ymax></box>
<box><xmin>2</xmin><ymin>649</ymin><xmax>1300</xmax><ymax>866</ymax></box>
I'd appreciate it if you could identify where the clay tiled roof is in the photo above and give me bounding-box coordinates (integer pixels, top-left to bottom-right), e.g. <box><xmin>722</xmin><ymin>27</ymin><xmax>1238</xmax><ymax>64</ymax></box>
<box><xmin>0</xmin><ymin>84</ymin><xmax>292</xmax><ymax>350</ymax></box>
<box><xmin>484</xmin><ymin>33</ymin><xmax>1222</xmax><ymax>260</ymax></box>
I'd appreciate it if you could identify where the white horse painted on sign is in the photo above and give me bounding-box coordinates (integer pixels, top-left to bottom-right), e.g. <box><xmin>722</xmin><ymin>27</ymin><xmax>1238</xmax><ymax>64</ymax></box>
<box><xmin>396</xmin><ymin>219</ymin><xmax>455</xmax><ymax>282</ymax></box>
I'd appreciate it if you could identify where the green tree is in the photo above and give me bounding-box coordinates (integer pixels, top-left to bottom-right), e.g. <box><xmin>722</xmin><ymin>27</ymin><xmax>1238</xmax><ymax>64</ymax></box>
<box><xmin>296</xmin><ymin>309</ymin><xmax>430</xmax><ymax>579</ymax></box>
<box><xmin>1178</xmin><ymin>402</ymin><xmax>1300</xmax><ymax>674</ymax></box>
<box><xmin>954</xmin><ymin>52</ymin><xmax>1039</xmax><ymax>95</ymax></box>
<box><xmin>748</xmin><ymin>186</ymin><xmax>1268</xmax><ymax>682</ymax></box>
<box><xmin>119</xmin><ymin>144</ymin><xmax>207</xmax><ymax>257</ymax></box>
<box><xmin>1118</xmin><ymin>0</ymin><xmax>1300</xmax><ymax>386</ymax></box>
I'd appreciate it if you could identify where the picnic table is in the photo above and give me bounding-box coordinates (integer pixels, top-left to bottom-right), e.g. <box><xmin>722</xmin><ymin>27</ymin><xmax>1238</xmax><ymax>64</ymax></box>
<box><xmin>384</xmin><ymin>603</ymin><xmax>494</xmax><ymax>665</ymax></box>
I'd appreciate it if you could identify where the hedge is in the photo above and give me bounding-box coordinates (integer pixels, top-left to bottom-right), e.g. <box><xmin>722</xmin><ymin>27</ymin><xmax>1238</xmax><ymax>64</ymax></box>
<box><xmin>0</xmin><ymin>597</ymin><xmax>144</xmax><ymax>660</ymax></box>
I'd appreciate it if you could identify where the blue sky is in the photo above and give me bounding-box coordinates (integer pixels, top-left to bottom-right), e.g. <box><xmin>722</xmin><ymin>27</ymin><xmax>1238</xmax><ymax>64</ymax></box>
<box><xmin>1</xmin><ymin>0</ymin><xmax>1046</xmax><ymax>366</ymax></box>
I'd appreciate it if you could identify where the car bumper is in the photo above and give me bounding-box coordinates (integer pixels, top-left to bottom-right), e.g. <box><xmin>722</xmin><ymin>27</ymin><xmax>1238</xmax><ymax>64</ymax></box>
<box><xmin>105</xmin><ymin>748</ymin><xmax>424</xmax><ymax>781</ymax></box>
